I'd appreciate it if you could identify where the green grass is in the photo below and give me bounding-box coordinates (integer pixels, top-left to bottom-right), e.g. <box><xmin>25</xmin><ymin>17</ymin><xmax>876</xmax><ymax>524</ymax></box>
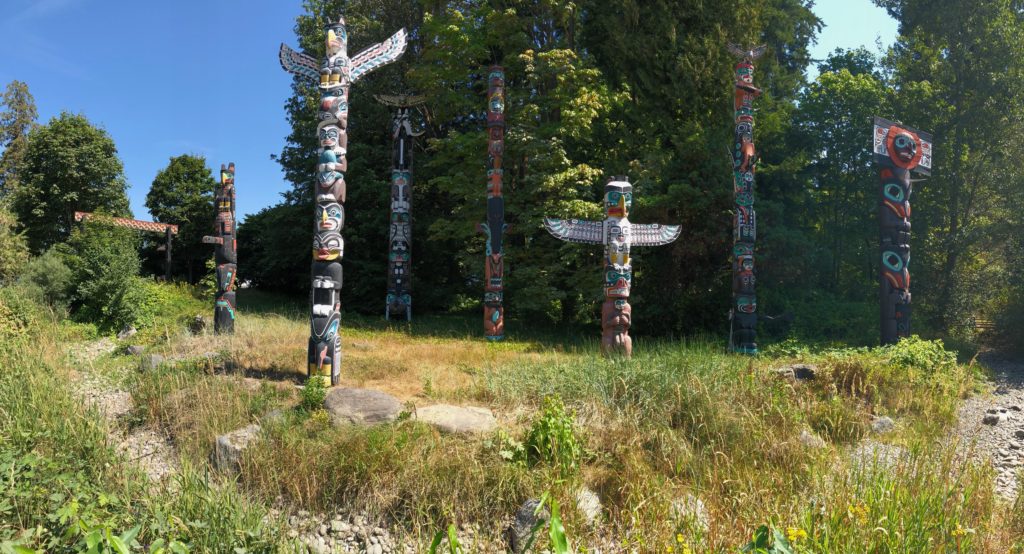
<box><xmin>3</xmin><ymin>281</ymin><xmax>1022</xmax><ymax>552</ymax></box>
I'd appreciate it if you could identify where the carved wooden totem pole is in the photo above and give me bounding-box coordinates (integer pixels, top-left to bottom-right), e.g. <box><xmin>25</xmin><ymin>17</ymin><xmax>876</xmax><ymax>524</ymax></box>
<box><xmin>544</xmin><ymin>178</ymin><xmax>681</xmax><ymax>357</ymax></box>
<box><xmin>280</xmin><ymin>16</ymin><xmax>407</xmax><ymax>384</ymax></box>
<box><xmin>477</xmin><ymin>67</ymin><xmax>507</xmax><ymax>340</ymax></box>
<box><xmin>201</xmin><ymin>163</ymin><xmax>237</xmax><ymax>333</ymax></box>
<box><xmin>727</xmin><ymin>44</ymin><xmax>765</xmax><ymax>355</ymax></box>
<box><xmin>375</xmin><ymin>94</ymin><xmax>425</xmax><ymax>321</ymax></box>
<box><xmin>872</xmin><ymin>116</ymin><xmax>932</xmax><ymax>345</ymax></box>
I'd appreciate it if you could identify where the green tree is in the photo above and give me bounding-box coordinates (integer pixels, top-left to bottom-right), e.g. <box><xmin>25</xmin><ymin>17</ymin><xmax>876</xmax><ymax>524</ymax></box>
<box><xmin>12</xmin><ymin>112</ymin><xmax>131</xmax><ymax>252</ymax></box>
<box><xmin>145</xmin><ymin>154</ymin><xmax>217</xmax><ymax>283</ymax></box>
<box><xmin>0</xmin><ymin>80</ymin><xmax>38</xmax><ymax>197</ymax></box>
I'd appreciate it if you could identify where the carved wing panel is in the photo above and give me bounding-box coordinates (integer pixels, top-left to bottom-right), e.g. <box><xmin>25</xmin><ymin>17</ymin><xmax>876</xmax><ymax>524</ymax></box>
<box><xmin>632</xmin><ymin>223</ymin><xmax>681</xmax><ymax>246</ymax></box>
<box><xmin>543</xmin><ymin>218</ymin><xmax>604</xmax><ymax>245</ymax></box>
<box><xmin>350</xmin><ymin>29</ymin><xmax>408</xmax><ymax>82</ymax></box>
<box><xmin>279</xmin><ymin>44</ymin><xmax>320</xmax><ymax>82</ymax></box>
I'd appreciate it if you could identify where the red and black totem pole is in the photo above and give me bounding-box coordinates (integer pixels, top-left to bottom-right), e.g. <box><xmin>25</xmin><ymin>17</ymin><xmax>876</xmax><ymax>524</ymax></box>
<box><xmin>727</xmin><ymin>44</ymin><xmax>765</xmax><ymax>355</ymax></box>
<box><xmin>202</xmin><ymin>163</ymin><xmax>237</xmax><ymax>333</ymax></box>
<box><xmin>477</xmin><ymin>66</ymin><xmax>506</xmax><ymax>340</ymax></box>
<box><xmin>871</xmin><ymin>117</ymin><xmax>932</xmax><ymax>345</ymax></box>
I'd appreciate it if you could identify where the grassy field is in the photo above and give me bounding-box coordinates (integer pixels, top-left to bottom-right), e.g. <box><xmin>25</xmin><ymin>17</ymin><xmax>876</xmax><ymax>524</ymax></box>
<box><xmin>2</xmin><ymin>283</ymin><xmax>1023</xmax><ymax>552</ymax></box>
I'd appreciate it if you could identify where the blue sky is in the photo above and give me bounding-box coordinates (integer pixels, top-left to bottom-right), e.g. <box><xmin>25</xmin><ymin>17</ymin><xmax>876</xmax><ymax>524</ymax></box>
<box><xmin>0</xmin><ymin>0</ymin><xmax>897</xmax><ymax>223</ymax></box>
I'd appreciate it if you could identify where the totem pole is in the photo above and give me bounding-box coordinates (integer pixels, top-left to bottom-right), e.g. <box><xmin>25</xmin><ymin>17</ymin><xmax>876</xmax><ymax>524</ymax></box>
<box><xmin>544</xmin><ymin>177</ymin><xmax>681</xmax><ymax>357</ymax></box>
<box><xmin>727</xmin><ymin>44</ymin><xmax>765</xmax><ymax>355</ymax></box>
<box><xmin>375</xmin><ymin>94</ymin><xmax>425</xmax><ymax>321</ymax></box>
<box><xmin>280</xmin><ymin>16</ymin><xmax>407</xmax><ymax>385</ymax></box>
<box><xmin>201</xmin><ymin>163</ymin><xmax>237</xmax><ymax>334</ymax></box>
<box><xmin>477</xmin><ymin>66</ymin><xmax>507</xmax><ymax>340</ymax></box>
<box><xmin>871</xmin><ymin>116</ymin><xmax>932</xmax><ymax>345</ymax></box>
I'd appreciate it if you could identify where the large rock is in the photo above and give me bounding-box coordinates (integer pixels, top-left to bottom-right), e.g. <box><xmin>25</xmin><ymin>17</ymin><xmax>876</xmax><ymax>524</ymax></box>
<box><xmin>505</xmin><ymin>499</ymin><xmax>548</xmax><ymax>554</ymax></box>
<box><xmin>324</xmin><ymin>388</ymin><xmax>402</xmax><ymax>426</ymax></box>
<box><xmin>213</xmin><ymin>423</ymin><xmax>261</xmax><ymax>473</ymax></box>
<box><xmin>416</xmin><ymin>404</ymin><xmax>496</xmax><ymax>434</ymax></box>
<box><xmin>771</xmin><ymin>363</ymin><xmax>817</xmax><ymax>381</ymax></box>
<box><xmin>124</xmin><ymin>345</ymin><xmax>145</xmax><ymax>356</ymax></box>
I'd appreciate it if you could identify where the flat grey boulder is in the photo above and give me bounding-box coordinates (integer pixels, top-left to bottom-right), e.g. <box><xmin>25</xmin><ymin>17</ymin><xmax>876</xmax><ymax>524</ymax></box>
<box><xmin>124</xmin><ymin>345</ymin><xmax>145</xmax><ymax>356</ymax></box>
<box><xmin>140</xmin><ymin>354</ymin><xmax>165</xmax><ymax>371</ymax></box>
<box><xmin>213</xmin><ymin>423</ymin><xmax>261</xmax><ymax>473</ymax></box>
<box><xmin>871</xmin><ymin>416</ymin><xmax>896</xmax><ymax>434</ymax></box>
<box><xmin>416</xmin><ymin>404</ymin><xmax>496</xmax><ymax>434</ymax></box>
<box><xmin>324</xmin><ymin>388</ymin><xmax>402</xmax><ymax>426</ymax></box>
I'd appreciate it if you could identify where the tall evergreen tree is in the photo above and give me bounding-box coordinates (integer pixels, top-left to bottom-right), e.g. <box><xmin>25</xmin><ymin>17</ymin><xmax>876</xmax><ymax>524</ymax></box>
<box><xmin>0</xmin><ymin>80</ymin><xmax>38</xmax><ymax>197</ymax></box>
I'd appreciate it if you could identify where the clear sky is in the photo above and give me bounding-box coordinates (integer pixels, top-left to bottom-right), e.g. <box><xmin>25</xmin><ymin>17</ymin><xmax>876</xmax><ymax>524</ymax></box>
<box><xmin>0</xmin><ymin>0</ymin><xmax>898</xmax><ymax>223</ymax></box>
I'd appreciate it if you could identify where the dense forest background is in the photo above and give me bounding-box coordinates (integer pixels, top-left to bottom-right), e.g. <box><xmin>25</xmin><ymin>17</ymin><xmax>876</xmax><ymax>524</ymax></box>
<box><xmin>3</xmin><ymin>0</ymin><xmax>1023</xmax><ymax>347</ymax></box>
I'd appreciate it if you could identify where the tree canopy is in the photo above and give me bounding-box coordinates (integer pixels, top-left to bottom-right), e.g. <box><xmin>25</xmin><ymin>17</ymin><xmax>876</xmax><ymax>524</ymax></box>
<box><xmin>145</xmin><ymin>154</ymin><xmax>217</xmax><ymax>283</ymax></box>
<box><xmin>11</xmin><ymin>112</ymin><xmax>130</xmax><ymax>253</ymax></box>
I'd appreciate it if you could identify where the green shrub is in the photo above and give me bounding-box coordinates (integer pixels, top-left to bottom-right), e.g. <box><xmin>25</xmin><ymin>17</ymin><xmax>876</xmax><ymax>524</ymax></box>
<box><xmin>61</xmin><ymin>219</ymin><xmax>147</xmax><ymax>331</ymax></box>
<box><xmin>300</xmin><ymin>375</ymin><xmax>327</xmax><ymax>412</ymax></box>
<box><xmin>16</xmin><ymin>248</ymin><xmax>73</xmax><ymax>311</ymax></box>
<box><xmin>884</xmin><ymin>335</ymin><xmax>956</xmax><ymax>374</ymax></box>
<box><xmin>0</xmin><ymin>207</ymin><xmax>29</xmax><ymax>284</ymax></box>
<box><xmin>521</xmin><ymin>396</ymin><xmax>584</xmax><ymax>476</ymax></box>
<box><xmin>0</xmin><ymin>286</ymin><xmax>38</xmax><ymax>338</ymax></box>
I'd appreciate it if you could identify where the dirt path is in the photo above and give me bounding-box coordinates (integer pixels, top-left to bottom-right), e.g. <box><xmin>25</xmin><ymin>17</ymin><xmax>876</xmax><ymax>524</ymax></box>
<box><xmin>71</xmin><ymin>339</ymin><xmax>179</xmax><ymax>484</ymax></box>
<box><xmin>952</xmin><ymin>352</ymin><xmax>1024</xmax><ymax>499</ymax></box>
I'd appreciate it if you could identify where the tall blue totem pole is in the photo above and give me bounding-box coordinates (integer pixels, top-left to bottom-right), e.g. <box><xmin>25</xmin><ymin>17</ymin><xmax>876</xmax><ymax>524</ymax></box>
<box><xmin>727</xmin><ymin>44</ymin><xmax>765</xmax><ymax>355</ymax></box>
<box><xmin>280</xmin><ymin>16</ymin><xmax>407</xmax><ymax>385</ymax></box>
<box><xmin>871</xmin><ymin>117</ymin><xmax>932</xmax><ymax>345</ymax></box>
<box><xmin>375</xmin><ymin>94</ymin><xmax>425</xmax><ymax>322</ymax></box>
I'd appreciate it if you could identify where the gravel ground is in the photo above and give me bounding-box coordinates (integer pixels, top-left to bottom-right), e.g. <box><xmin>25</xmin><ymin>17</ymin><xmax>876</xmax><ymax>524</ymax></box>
<box><xmin>952</xmin><ymin>352</ymin><xmax>1024</xmax><ymax>498</ymax></box>
<box><xmin>73</xmin><ymin>339</ymin><xmax>180</xmax><ymax>484</ymax></box>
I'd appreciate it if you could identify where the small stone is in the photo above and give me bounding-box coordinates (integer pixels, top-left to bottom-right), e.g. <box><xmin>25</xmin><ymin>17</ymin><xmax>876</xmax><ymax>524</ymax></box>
<box><xmin>331</xmin><ymin>520</ymin><xmax>348</xmax><ymax>534</ymax></box>
<box><xmin>799</xmin><ymin>429</ymin><xmax>826</xmax><ymax>448</ymax></box>
<box><xmin>983</xmin><ymin>413</ymin><xmax>1006</xmax><ymax>425</ymax></box>
<box><xmin>505</xmin><ymin>499</ymin><xmax>548</xmax><ymax>554</ymax></box>
<box><xmin>140</xmin><ymin>354</ymin><xmax>165</xmax><ymax>371</ymax></box>
<box><xmin>324</xmin><ymin>388</ymin><xmax>403</xmax><ymax>426</ymax></box>
<box><xmin>287</xmin><ymin>529</ymin><xmax>298</xmax><ymax>539</ymax></box>
<box><xmin>368</xmin><ymin>544</ymin><xmax>383</xmax><ymax>554</ymax></box>
<box><xmin>670</xmin><ymin>494</ymin><xmax>710</xmax><ymax>533</ymax></box>
<box><xmin>1016</xmin><ymin>430</ymin><xmax>1024</xmax><ymax>439</ymax></box>
<box><xmin>416</xmin><ymin>404</ymin><xmax>497</xmax><ymax>434</ymax></box>
<box><xmin>189</xmin><ymin>315</ymin><xmax>207</xmax><ymax>334</ymax></box>
<box><xmin>871</xmin><ymin>416</ymin><xmax>895</xmax><ymax>434</ymax></box>
<box><xmin>117</xmin><ymin>325</ymin><xmax>137</xmax><ymax>340</ymax></box>
<box><xmin>319</xmin><ymin>524</ymin><xmax>328</xmax><ymax>536</ymax></box>
<box><xmin>575</xmin><ymin>487</ymin><xmax>602</xmax><ymax>525</ymax></box>
<box><xmin>124</xmin><ymin>345</ymin><xmax>145</xmax><ymax>356</ymax></box>
<box><xmin>212</xmin><ymin>423</ymin><xmax>261</xmax><ymax>473</ymax></box>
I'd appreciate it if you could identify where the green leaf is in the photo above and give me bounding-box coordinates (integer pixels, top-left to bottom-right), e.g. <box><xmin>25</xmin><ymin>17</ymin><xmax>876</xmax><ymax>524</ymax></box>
<box><xmin>548</xmin><ymin>499</ymin><xmax>569</xmax><ymax>554</ymax></box>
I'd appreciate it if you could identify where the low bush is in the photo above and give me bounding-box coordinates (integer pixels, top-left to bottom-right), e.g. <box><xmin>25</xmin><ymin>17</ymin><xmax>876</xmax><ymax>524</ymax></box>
<box><xmin>15</xmin><ymin>247</ymin><xmax>73</xmax><ymax>312</ymax></box>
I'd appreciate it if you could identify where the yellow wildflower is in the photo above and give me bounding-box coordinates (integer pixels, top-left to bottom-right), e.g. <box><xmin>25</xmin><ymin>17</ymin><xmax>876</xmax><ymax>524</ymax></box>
<box><xmin>786</xmin><ymin>527</ymin><xmax>808</xmax><ymax>542</ymax></box>
<box><xmin>847</xmin><ymin>502</ymin><xmax>869</xmax><ymax>525</ymax></box>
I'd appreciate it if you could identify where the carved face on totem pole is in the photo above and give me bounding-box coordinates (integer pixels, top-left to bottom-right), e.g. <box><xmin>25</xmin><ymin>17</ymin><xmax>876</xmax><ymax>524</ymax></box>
<box><xmin>317</xmin><ymin>203</ymin><xmax>344</xmax><ymax>232</ymax></box>
<box><xmin>604</xmin><ymin>182</ymin><xmax>632</xmax><ymax>219</ymax></box>
<box><xmin>313</xmin><ymin>231</ymin><xmax>344</xmax><ymax>261</ymax></box>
